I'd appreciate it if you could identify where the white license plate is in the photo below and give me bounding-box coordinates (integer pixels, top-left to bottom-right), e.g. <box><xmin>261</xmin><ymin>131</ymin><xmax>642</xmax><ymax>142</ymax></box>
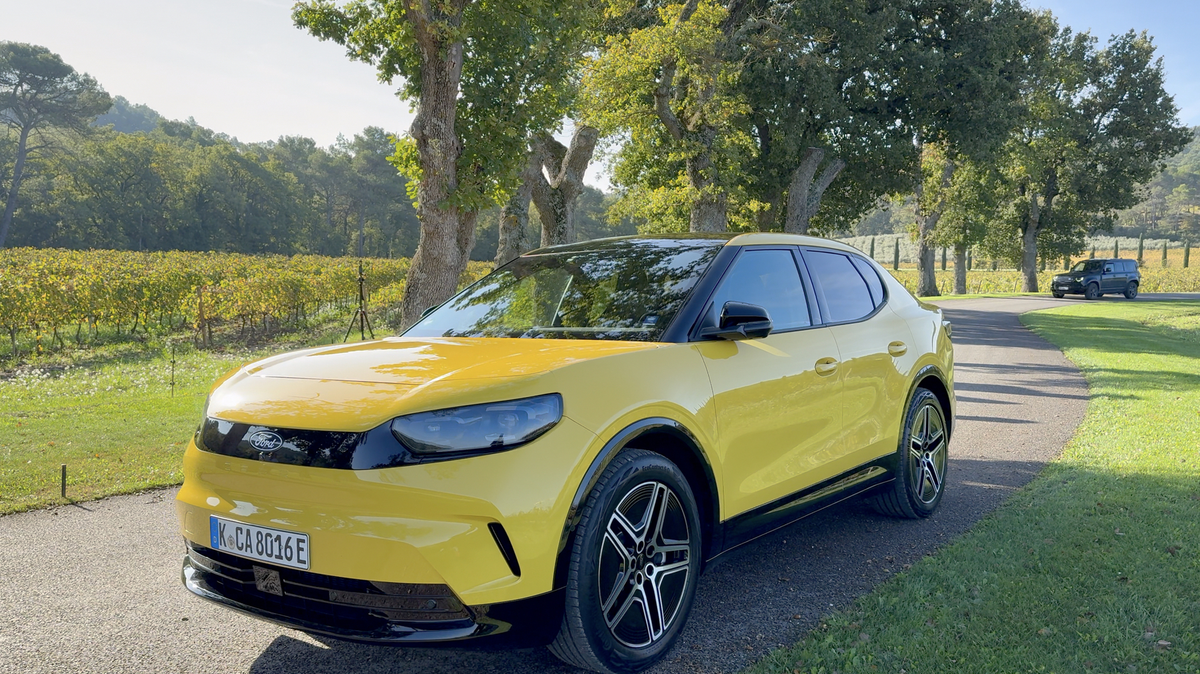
<box><xmin>1057</xmin><ymin>286</ymin><xmax>1069</xmax><ymax>290</ymax></box>
<box><xmin>210</xmin><ymin>516</ymin><xmax>310</xmax><ymax>570</ymax></box>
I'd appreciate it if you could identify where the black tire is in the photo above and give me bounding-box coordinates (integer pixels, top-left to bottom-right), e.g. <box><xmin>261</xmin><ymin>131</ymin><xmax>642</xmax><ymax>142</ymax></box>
<box><xmin>1052</xmin><ymin>292</ymin><xmax>1065</xmax><ymax>299</ymax></box>
<box><xmin>870</xmin><ymin>388</ymin><xmax>948</xmax><ymax>519</ymax></box>
<box><xmin>1124</xmin><ymin>282</ymin><xmax>1138</xmax><ymax>299</ymax></box>
<box><xmin>548</xmin><ymin>450</ymin><xmax>702</xmax><ymax>673</ymax></box>
<box><xmin>1084</xmin><ymin>282</ymin><xmax>1100</xmax><ymax>300</ymax></box>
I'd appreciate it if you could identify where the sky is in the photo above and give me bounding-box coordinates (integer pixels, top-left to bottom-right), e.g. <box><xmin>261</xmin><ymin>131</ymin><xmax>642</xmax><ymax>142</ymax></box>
<box><xmin>4</xmin><ymin>0</ymin><xmax>1199</xmax><ymax>159</ymax></box>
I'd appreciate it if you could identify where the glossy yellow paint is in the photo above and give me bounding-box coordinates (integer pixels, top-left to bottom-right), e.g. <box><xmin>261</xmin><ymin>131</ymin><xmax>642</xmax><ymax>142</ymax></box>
<box><xmin>698</xmin><ymin>327</ymin><xmax>845</xmax><ymax>516</ymax></box>
<box><xmin>177</xmin><ymin>240</ymin><xmax>954</xmax><ymax>609</ymax></box>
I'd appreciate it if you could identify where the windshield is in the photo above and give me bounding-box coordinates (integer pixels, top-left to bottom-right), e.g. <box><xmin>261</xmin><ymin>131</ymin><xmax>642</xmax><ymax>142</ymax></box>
<box><xmin>1071</xmin><ymin>260</ymin><xmax>1103</xmax><ymax>273</ymax></box>
<box><xmin>404</xmin><ymin>239</ymin><xmax>723</xmax><ymax>341</ymax></box>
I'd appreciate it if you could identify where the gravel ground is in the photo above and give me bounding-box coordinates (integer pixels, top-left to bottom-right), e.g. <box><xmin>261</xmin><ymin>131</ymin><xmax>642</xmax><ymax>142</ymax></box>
<box><xmin>6</xmin><ymin>295</ymin><xmax>1185</xmax><ymax>674</ymax></box>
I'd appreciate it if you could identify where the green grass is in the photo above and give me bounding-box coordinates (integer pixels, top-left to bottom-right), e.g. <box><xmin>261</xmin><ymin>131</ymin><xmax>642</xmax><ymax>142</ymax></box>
<box><xmin>748</xmin><ymin>300</ymin><xmax>1200</xmax><ymax>674</ymax></box>
<box><xmin>0</xmin><ymin>313</ymin><xmax>398</xmax><ymax>515</ymax></box>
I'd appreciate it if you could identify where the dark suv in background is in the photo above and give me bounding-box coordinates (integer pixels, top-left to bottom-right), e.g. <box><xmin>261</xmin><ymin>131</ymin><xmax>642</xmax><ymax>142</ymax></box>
<box><xmin>1052</xmin><ymin>259</ymin><xmax>1140</xmax><ymax>300</ymax></box>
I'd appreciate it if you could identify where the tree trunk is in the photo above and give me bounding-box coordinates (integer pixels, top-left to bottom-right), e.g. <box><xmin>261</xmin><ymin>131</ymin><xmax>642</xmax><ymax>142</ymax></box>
<box><xmin>495</xmin><ymin>155</ymin><xmax>538</xmax><ymax>267</ymax></box>
<box><xmin>529</xmin><ymin>126</ymin><xmax>599</xmax><ymax>246</ymax></box>
<box><xmin>784</xmin><ymin>147</ymin><xmax>846</xmax><ymax>234</ymax></box>
<box><xmin>755</xmin><ymin>188</ymin><xmax>782</xmax><ymax>232</ymax></box>
<box><xmin>397</xmin><ymin>17</ymin><xmax>473</xmax><ymax>329</ymax></box>
<box><xmin>684</xmin><ymin>137</ymin><xmax>727</xmax><ymax>233</ymax></box>
<box><xmin>1020</xmin><ymin>195</ymin><xmax>1041</xmax><ymax>292</ymax></box>
<box><xmin>953</xmin><ymin>244</ymin><xmax>967</xmax><ymax>295</ymax></box>
<box><xmin>913</xmin><ymin>157</ymin><xmax>955</xmax><ymax>297</ymax></box>
<box><xmin>0</xmin><ymin>125</ymin><xmax>32</xmax><ymax>249</ymax></box>
<box><xmin>650</xmin><ymin>11</ymin><xmax>728</xmax><ymax>234</ymax></box>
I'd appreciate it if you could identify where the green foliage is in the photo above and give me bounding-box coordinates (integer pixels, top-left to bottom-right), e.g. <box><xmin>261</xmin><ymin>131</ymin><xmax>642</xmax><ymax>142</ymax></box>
<box><xmin>0</xmin><ymin>42</ymin><xmax>113</xmax><ymax>248</ymax></box>
<box><xmin>6</xmin><ymin>120</ymin><xmax>420</xmax><ymax>258</ymax></box>
<box><xmin>582</xmin><ymin>0</ymin><xmax>754</xmax><ymax>229</ymax></box>
<box><xmin>1119</xmin><ymin>128</ymin><xmax>1200</xmax><ymax>240</ymax></box>
<box><xmin>293</xmin><ymin>0</ymin><xmax>598</xmax><ymax>214</ymax></box>
<box><xmin>993</xmin><ymin>27</ymin><xmax>1190</xmax><ymax>259</ymax></box>
<box><xmin>93</xmin><ymin>95</ymin><xmax>161</xmax><ymax>134</ymax></box>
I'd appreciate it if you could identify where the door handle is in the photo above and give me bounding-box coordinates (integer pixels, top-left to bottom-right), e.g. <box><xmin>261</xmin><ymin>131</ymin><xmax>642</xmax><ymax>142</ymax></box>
<box><xmin>815</xmin><ymin>357</ymin><xmax>839</xmax><ymax>376</ymax></box>
<box><xmin>888</xmin><ymin>341</ymin><xmax>908</xmax><ymax>356</ymax></box>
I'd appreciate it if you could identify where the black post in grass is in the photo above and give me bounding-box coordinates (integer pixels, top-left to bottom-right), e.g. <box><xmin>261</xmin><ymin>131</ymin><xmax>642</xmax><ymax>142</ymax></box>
<box><xmin>1163</xmin><ymin>240</ymin><xmax>1168</xmax><ymax>267</ymax></box>
<box><xmin>967</xmin><ymin>248</ymin><xmax>973</xmax><ymax>270</ymax></box>
<box><xmin>893</xmin><ymin>238</ymin><xmax>900</xmax><ymax>271</ymax></box>
<box><xmin>941</xmin><ymin>247</ymin><xmax>947</xmax><ymax>271</ymax></box>
<box><xmin>1114</xmin><ymin>239</ymin><xmax>1119</xmax><ymax>258</ymax></box>
<box><xmin>869</xmin><ymin>236</ymin><xmax>876</xmax><ymax>261</ymax></box>
<box><xmin>1137</xmin><ymin>231</ymin><xmax>1145</xmax><ymax>263</ymax></box>
<box><xmin>61</xmin><ymin>464</ymin><xmax>67</xmax><ymax>499</ymax></box>
<box><xmin>1064</xmin><ymin>254</ymin><xmax>1071</xmax><ymax>271</ymax></box>
<box><xmin>1090</xmin><ymin>246</ymin><xmax>1096</xmax><ymax>259</ymax></box>
<box><xmin>1185</xmin><ymin>240</ymin><xmax>1191</xmax><ymax>268</ymax></box>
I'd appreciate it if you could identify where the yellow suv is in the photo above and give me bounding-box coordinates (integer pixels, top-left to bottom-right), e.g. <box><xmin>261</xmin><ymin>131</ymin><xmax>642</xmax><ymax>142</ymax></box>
<box><xmin>178</xmin><ymin>234</ymin><xmax>954</xmax><ymax>673</ymax></box>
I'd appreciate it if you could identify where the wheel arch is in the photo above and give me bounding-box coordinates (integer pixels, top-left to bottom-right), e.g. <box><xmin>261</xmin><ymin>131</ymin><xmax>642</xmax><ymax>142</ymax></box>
<box><xmin>910</xmin><ymin>364</ymin><xmax>953</xmax><ymax>440</ymax></box>
<box><xmin>554</xmin><ymin>418</ymin><xmax>720</xmax><ymax>589</ymax></box>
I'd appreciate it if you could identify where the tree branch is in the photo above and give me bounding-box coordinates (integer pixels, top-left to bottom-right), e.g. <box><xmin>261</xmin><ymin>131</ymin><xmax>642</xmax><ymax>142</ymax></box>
<box><xmin>655</xmin><ymin>61</ymin><xmax>685</xmax><ymax>141</ymax></box>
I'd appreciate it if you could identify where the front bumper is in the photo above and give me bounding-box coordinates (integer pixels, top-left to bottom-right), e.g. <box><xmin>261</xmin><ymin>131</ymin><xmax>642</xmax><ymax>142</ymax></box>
<box><xmin>182</xmin><ymin>541</ymin><xmax>563</xmax><ymax>646</ymax></box>
<box><xmin>1051</xmin><ymin>279</ymin><xmax>1084</xmax><ymax>293</ymax></box>
<box><xmin>176</xmin><ymin>415</ymin><xmax>598</xmax><ymax>607</ymax></box>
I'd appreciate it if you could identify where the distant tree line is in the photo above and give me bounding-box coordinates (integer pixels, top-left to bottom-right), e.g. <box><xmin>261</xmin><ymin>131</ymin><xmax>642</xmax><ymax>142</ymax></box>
<box><xmin>0</xmin><ymin>43</ymin><xmax>629</xmax><ymax>260</ymax></box>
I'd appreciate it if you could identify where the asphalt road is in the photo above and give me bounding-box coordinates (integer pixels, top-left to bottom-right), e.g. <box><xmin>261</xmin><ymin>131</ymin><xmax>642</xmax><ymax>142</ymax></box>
<box><xmin>3</xmin><ymin>295</ymin><xmax>1186</xmax><ymax>674</ymax></box>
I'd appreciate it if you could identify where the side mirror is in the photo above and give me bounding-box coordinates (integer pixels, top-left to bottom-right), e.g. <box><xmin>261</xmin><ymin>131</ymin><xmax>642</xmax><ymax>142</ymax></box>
<box><xmin>1103</xmin><ymin>265</ymin><xmax>1113</xmax><ymax>273</ymax></box>
<box><xmin>700</xmin><ymin>301</ymin><xmax>773</xmax><ymax>340</ymax></box>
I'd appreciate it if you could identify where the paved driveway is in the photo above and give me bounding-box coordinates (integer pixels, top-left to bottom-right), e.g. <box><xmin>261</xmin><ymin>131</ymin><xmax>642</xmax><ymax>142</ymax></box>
<box><xmin>5</xmin><ymin>295</ymin><xmax>1182</xmax><ymax>674</ymax></box>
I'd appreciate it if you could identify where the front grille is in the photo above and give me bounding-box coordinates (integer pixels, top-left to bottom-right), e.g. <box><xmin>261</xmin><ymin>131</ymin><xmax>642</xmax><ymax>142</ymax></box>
<box><xmin>186</xmin><ymin>542</ymin><xmax>472</xmax><ymax>629</ymax></box>
<box><xmin>194</xmin><ymin>418</ymin><xmax>421</xmax><ymax>470</ymax></box>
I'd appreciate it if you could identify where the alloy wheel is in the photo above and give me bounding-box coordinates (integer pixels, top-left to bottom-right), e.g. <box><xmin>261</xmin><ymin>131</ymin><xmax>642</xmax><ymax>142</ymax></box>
<box><xmin>907</xmin><ymin>402</ymin><xmax>947</xmax><ymax>505</ymax></box>
<box><xmin>597</xmin><ymin>481</ymin><xmax>691</xmax><ymax>648</ymax></box>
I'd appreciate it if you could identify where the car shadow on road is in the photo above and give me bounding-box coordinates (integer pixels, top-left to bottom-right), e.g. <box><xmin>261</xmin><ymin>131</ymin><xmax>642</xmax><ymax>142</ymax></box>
<box><xmin>243</xmin><ymin>458</ymin><xmax>1059</xmax><ymax>674</ymax></box>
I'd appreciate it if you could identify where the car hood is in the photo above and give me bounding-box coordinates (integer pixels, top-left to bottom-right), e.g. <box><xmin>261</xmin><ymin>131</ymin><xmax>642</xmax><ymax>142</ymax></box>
<box><xmin>206</xmin><ymin>337</ymin><xmax>659</xmax><ymax>431</ymax></box>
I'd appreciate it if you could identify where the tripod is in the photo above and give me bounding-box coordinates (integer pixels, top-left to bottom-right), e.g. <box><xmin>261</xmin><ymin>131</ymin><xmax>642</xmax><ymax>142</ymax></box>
<box><xmin>343</xmin><ymin>261</ymin><xmax>376</xmax><ymax>342</ymax></box>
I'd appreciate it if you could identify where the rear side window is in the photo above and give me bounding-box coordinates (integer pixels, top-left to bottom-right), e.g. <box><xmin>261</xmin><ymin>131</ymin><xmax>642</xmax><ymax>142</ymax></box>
<box><xmin>850</xmin><ymin>256</ymin><xmax>885</xmax><ymax>307</ymax></box>
<box><xmin>1124</xmin><ymin>260</ymin><xmax>1136</xmax><ymax>273</ymax></box>
<box><xmin>805</xmin><ymin>250</ymin><xmax>876</xmax><ymax>323</ymax></box>
<box><xmin>707</xmin><ymin>249</ymin><xmax>812</xmax><ymax>331</ymax></box>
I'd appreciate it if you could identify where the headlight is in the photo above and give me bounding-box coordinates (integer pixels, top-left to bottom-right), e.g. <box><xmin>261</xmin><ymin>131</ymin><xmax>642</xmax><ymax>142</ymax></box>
<box><xmin>391</xmin><ymin>394</ymin><xmax>563</xmax><ymax>456</ymax></box>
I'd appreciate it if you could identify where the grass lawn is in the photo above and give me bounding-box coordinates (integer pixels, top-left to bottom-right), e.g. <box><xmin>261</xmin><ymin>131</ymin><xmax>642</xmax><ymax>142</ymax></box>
<box><xmin>0</xmin><ymin>318</ymin><xmax>391</xmax><ymax>515</ymax></box>
<box><xmin>748</xmin><ymin>300</ymin><xmax>1200</xmax><ymax>674</ymax></box>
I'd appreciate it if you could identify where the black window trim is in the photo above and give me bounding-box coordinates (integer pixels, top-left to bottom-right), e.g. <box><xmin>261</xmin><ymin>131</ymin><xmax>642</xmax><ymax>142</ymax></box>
<box><xmin>685</xmin><ymin>245</ymin><xmax>823</xmax><ymax>341</ymax></box>
<box><xmin>800</xmin><ymin>247</ymin><xmax>889</xmax><ymax>327</ymax></box>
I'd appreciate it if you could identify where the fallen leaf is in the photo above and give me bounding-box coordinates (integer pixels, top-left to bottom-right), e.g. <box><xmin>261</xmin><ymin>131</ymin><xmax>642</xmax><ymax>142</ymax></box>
<box><xmin>859</xmin><ymin>632</ymin><xmax>870</xmax><ymax>642</ymax></box>
<box><xmin>1038</xmin><ymin>627</ymin><xmax>1052</xmax><ymax>636</ymax></box>
<box><xmin>1166</xmin><ymin>546</ymin><xmax>1179</xmax><ymax>556</ymax></box>
<box><xmin>1155</xmin><ymin>640</ymin><xmax>1171</xmax><ymax>651</ymax></box>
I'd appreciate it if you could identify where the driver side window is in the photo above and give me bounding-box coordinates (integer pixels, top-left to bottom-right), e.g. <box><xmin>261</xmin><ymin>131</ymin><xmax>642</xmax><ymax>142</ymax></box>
<box><xmin>707</xmin><ymin>249</ymin><xmax>812</xmax><ymax>331</ymax></box>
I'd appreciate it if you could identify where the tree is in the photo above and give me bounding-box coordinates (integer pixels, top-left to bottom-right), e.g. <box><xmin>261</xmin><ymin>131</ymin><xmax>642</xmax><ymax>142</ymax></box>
<box><xmin>932</xmin><ymin>159</ymin><xmax>1003</xmax><ymax>294</ymax></box>
<box><xmin>582</xmin><ymin>0</ymin><xmax>758</xmax><ymax>233</ymax></box>
<box><xmin>294</xmin><ymin>0</ymin><xmax>595</xmax><ymax>327</ymax></box>
<box><xmin>898</xmin><ymin>0</ymin><xmax>1046</xmax><ymax>297</ymax></box>
<box><xmin>0</xmin><ymin>42</ymin><xmax>111</xmax><ymax>248</ymax></box>
<box><xmin>529</xmin><ymin>126</ymin><xmax>601</xmax><ymax>246</ymax></box>
<box><xmin>93</xmin><ymin>96</ymin><xmax>161</xmax><ymax>134</ymax></box>
<box><xmin>737</xmin><ymin>0</ymin><xmax>916</xmax><ymax>236</ymax></box>
<box><xmin>999</xmin><ymin>28</ymin><xmax>1189</xmax><ymax>291</ymax></box>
